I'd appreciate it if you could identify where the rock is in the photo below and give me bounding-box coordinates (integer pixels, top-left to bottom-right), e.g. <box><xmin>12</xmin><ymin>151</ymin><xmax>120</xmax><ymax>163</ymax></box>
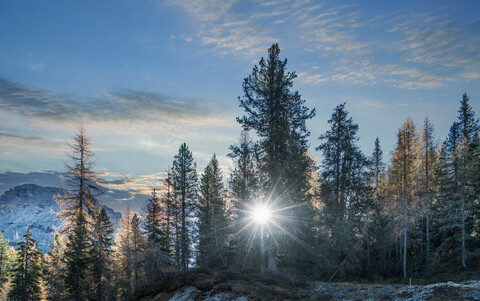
<box><xmin>0</xmin><ymin>184</ymin><xmax>121</xmax><ymax>253</ymax></box>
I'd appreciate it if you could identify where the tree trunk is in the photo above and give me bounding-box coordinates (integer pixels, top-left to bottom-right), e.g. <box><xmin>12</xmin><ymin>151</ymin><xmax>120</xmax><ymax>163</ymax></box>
<box><xmin>426</xmin><ymin>210</ymin><xmax>430</xmax><ymax>265</ymax></box>
<box><xmin>461</xmin><ymin>194</ymin><xmax>467</xmax><ymax>268</ymax></box>
<box><xmin>403</xmin><ymin>203</ymin><xmax>407</xmax><ymax>279</ymax></box>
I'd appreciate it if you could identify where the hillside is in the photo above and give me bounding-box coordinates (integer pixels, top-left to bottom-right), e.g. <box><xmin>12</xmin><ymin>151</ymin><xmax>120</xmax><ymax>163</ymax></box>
<box><xmin>0</xmin><ymin>184</ymin><xmax>121</xmax><ymax>252</ymax></box>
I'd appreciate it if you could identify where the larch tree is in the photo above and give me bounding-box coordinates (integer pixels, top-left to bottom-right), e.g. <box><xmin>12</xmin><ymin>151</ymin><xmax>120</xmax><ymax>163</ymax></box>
<box><xmin>55</xmin><ymin>128</ymin><xmax>103</xmax><ymax>299</ymax></box>
<box><xmin>130</xmin><ymin>214</ymin><xmax>147</xmax><ymax>296</ymax></box>
<box><xmin>236</xmin><ymin>43</ymin><xmax>316</xmax><ymax>273</ymax></box>
<box><xmin>171</xmin><ymin>143</ymin><xmax>198</xmax><ymax>271</ymax></box>
<box><xmin>44</xmin><ymin>235</ymin><xmax>67</xmax><ymax>301</ymax></box>
<box><xmin>116</xmin><ymin>207</ymin><xmax>134</xmax><ymax>299</ymax></box>
<box><xmin>55</xmin><ymin>127</ymin><xmax>103</xmax><ymax>231</ymax></box>
<box><xmin>389</xmin><ymin>117</ymin><xmax>419</xmax><ymax>279</ymax></box>
<box><xmin>418</xmin><ymin>117</ymin><xmax>437</xmax><ymax>265</ymax></box>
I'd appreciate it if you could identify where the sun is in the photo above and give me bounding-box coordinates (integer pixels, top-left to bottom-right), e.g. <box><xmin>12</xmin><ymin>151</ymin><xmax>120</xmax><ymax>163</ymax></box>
<box><xmin>252</xmin><ymin>204</ymin><xmax>272</xmax><ymax>224</ymax></box>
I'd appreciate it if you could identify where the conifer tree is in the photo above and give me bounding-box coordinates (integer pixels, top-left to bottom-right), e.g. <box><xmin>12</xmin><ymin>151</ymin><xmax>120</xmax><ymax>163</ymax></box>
<box><xmin>131</xmin><ymin>214</ymin><xmax>146</xmax><ymax>295</ymax></box>
<box><xmin>236</xmin><ymin>43</ymin><xmax>316</xmax><ymax>272</ymax></box>
<box><xmin>198</xmin><ymin>154</ymin><xmax>228</xmax><ymax>268</ymax></box>
<box><xmin>162</xmin><ymin>170</ymin><xmax>174</xmax><ymax>254</ymax></box>
<box><xmin>418</xmin><ymin>118</ymin><xmax>437</xmax><ymax>265</ymax></box>
<box><xmin>56</xmin><ymin>128</ymin><xmax>102</xmax><ymax>299</ymax></box>
<box><xmin>64</xmin><ymin>213</ymin><xmax>94</xmax><ymax>301</ymax></box>
<box><xmin>389</xmin><ymin>117</ymin><xmax>419</xmax><ymax>279</ymax></box>
<box><xmin>91</xmin><ymin>208</ymin><xmax>115</xmax><ymax>301</ymax></box>
<box><xmin>372</xmin><ymin>137</ymin><xmax>384</xmax><ymax>195</ymax></box>
<box><xmin>228</xmin><ymin>130</ymin><xmax>260</xmax><ymax>268</ymax></box>
<box><xmin>0</xmin><ymin>231</ymin><xmax>14</xmax><ymax>293</ymax></box>
<box><xmin>229</xmin><ymin>130</ymin><xmax>259</xmax><ymax>220</ymax></box>
<box><xmin>316</xmin><ymin>103</ymin><xmax>370</xmax><ymax>277</ymax></box>
<box><xmin>9</xmin><ymin>227</ymin><xmax>47</xmax><ymax>301</ymax></box>
<box><xmin>171</xmin><ymin>143</ymin><xmax>198</xmax><ymax>271</ymax></box>
<box><xmin>143</xmin><ymin>189</ymin><xmax>163</xmax><ymax>246</ymax></box>
<box><xmin>44</xmin><ymin>235</ymin><xmax>67</xmax><ymax>301</ymax></box>
<box><xmin>455</xmin><ymin>93</ymin><xmax>479</xmax><ymax>267</ymax></box>
<box><xmin>116</xmin><ymin>207</ymin><xmax>134</xmax><ymax>298</ymax></box>
<box><xmin>55</xmin><ymin>127</ymin><xmax>103</xmax><ymax>231</ymax></box>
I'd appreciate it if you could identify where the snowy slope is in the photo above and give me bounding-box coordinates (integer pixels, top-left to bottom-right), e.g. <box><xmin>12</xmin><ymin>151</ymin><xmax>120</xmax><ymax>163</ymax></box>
<box><xmin>0</xmin><ymin>184</ymin><xmax>121</xmax><ymax>253</ymax></box>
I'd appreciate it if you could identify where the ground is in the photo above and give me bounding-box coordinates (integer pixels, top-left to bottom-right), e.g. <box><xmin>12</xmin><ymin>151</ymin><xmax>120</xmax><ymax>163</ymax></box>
<box><xmin>137</xmin><ymin>269</ymin><xmax>480</xmax><ymax>301</ymax></box>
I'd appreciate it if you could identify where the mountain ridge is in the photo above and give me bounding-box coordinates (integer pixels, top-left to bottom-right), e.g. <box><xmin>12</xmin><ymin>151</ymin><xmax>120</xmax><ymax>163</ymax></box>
<box><xmin>0</xmin><ymin>183</ymin><xmax>121</xmax><ymax>253</ymax></box>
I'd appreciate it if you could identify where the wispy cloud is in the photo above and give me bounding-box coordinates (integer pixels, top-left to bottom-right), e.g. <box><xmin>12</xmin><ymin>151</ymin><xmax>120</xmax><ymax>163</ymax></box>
<box><xmin>0</xmin><ymin>78</ymin><xmax>233</xmax><ymax>126</ymax></box>
<box><xmin>166</xmin><ymin>1</ymin><xmax>480</xmax><ymax>90</ymax></box>
<box><xmin>0</xmin><ymin>131</ymin><xmax>47</xmax><ymax>142</ymax></box>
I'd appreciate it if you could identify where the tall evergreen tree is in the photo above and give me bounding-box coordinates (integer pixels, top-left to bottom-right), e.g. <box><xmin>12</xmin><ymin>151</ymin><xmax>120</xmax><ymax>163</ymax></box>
<box><xmin>316</xmin><ymin>103</ymin><xmax>370</xmax><ymax>277</ymax></box>
<box><xmin>9</xmin><ymin>227</ymin><xmax>47</xmax><ymax>301</ymax></box>
<box><xmin>455</xmin><ymin>93</ymin><xmax>479</xmax><ymax>267</ymax></box>
<box><xmin>228</xmin><ymin>130</ymin><xmax>260</xmax><ymax>269</ymax></box>
<box><xmin>0</xmin><ymin>231</ymin><xmax>14</xmax><ymax>293</ymax></box>
<box><xmin>372</xmin><ymin>137</ymin><xmax>384</xmax><ymax>195</ymax></box>
<box><xmin>198</xmin><ymin>154</ymin><xmax>228</xmax><ymax>269</ymax></box>
<box><xmin>91</xmin><ymin>208</ymin><xmax>116</xmax><ymax>301</ymax></box>
<box><xmin>64</xmin><ymin>213</ymin><xmax>94</xmax><ymax>301</ymax></box>
<box><xmin>143</xmin><ymin>189</ymin><xmax>163</xmax><ymax>245</ymax></box>
<box><xmin>236</xmin><ymin>43</ymin><xmax>316</xmax><ymax>272</ymax></box>
<box><xmin>171</xmin><ymin>143</ymin><xmax>198</xmax><ymax>271</ymax></box>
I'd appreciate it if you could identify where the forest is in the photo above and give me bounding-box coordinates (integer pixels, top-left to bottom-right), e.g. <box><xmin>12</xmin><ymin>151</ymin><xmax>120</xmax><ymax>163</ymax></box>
<box><xmin>0</xmin><ymin>44</ymin><xmax>479</xmax><ymax>300</ymax></box>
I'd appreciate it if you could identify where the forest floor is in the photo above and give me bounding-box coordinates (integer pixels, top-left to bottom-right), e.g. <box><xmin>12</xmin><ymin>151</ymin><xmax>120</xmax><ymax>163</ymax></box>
<box><xmin>138</xmin><ymin>269</ymin><xmax>480</xmax><ymax>301</ymax></box>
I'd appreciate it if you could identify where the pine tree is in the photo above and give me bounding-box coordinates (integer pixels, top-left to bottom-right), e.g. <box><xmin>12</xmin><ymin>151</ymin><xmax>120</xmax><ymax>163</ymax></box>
<box><xmin>228</xmin><ymin>130</ymin><xmax>260</xmax><ymax>269</ymax></box>
<box><xmin>316</xmin><ymin>103</ymin><xmax>371</xmax><ymax>277</ymax></box>
<box><xmin>0</xmin><ymin>231</ymin><xmax>14</xmax><ymax>293</ymax></box>
<box><xmin>229</xmin><ymin>130</ymin><xmax>259</xmax><ymax>220</ymax></box>
<box><xmin>171</xmin><ymin>143</ymin><xmax>198</xmax><ymax>271</ymax></box>
<box><xmin>91</xmin><ymin>208</ymin><xmax>115</xmax><ymax>301</ymax></box>
<box><xmin>372</xmin><ymin>138</ymin><xmax>384</xmax><ymax>195</ymax></box>
<box><xmin>455</xmin><ymin>93</ymin><xmax>479</xmax><ymax>267</ymax></box>
<box><xmin>9</xmin><ymin>227</ymin><xmax>47</xmax><ymax>301</ymax></box>
<box><xmin>162</xmin><ymin>169</ymin><xmax>174</xmax><ymax>254</ymax></box>
<box><xmin>64</xmin><ymin>213</ymin><xmax>94</xmax><ymax>301</ymax></box>
<box><xmin>198</xmin><ymin>154</ymin><xmax>228</xmax><ymax>269</ymax></box>
<box><xmin>237</xmin><ymin>43</ymin><xmax>316</xmax><ymax>272</ymax></box>
<box><xmin>143</xmin><ymin>189</ymin><xmax>165</xmax><ymax>245</ymax></box>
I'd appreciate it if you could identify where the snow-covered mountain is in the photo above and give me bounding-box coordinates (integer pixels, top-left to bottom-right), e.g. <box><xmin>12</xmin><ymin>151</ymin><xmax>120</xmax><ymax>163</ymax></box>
<box><xmin>0</xmin><ymin>184</ymin><xmax>121</xmax><ymax>253</ymax></box>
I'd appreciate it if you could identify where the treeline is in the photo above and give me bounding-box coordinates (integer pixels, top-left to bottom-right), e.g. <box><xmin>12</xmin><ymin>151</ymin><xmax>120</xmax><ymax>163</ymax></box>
<box><xmin>0</xmin><ymin>44</ymin><xmax>479</xmax><ymax>300</ymax></box>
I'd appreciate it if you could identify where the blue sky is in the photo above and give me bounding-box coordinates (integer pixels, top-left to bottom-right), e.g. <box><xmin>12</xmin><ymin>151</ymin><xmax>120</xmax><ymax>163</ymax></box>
<box><xmin>1</xmin><ymin>0</ymin><xmax>479</xmax><ymax>212</ymax></box>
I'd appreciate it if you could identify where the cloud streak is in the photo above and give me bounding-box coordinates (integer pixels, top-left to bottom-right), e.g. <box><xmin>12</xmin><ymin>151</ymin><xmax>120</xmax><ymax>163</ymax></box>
<box><xmin>166</xmin><ymin>1</ymin><xmax>480</xmax><ymax>90</ymax></box>
<box><xmin>0</xmin><ymin>78</ymin><xmax>233</xmax><ymax>126</ymax></box>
